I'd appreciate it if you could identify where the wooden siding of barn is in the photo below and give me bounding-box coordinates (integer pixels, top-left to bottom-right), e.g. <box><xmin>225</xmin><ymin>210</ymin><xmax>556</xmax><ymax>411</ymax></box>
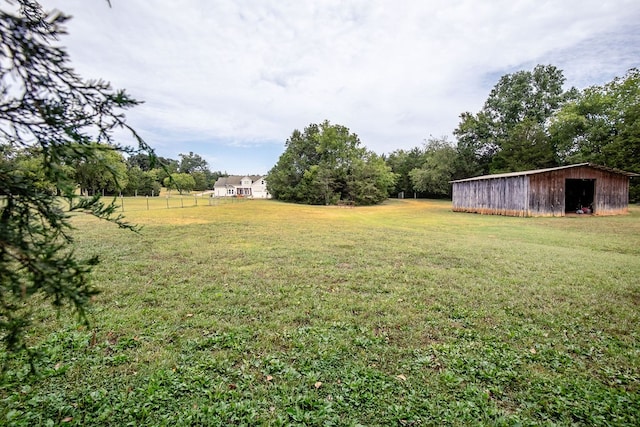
<box><xmin>596</xmin><ymin>175</ymin><xmax>630</xmax><ymax>215</ymax></box>
<box><xmin>453</xmin><ymin>165</ymin><xmax>632</xmax><ymax>217</ymax></box>
<box><xmin>528</xmin><ymin>166</ymin><xmax>630</xmax><ymax>216</ymax></box>
<box><xmin>452</xmin><ymin>176</ymin><xmax>529</xmax><ymax>216</ymax></box>
<box><xmin>527</xmin><ymin>171</ymin><xmax>565</xmax><ymax>216</ymax></box>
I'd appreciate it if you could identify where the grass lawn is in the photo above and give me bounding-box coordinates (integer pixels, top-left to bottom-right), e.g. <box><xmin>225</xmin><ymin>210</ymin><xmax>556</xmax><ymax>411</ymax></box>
<box><xmin>1</xmin><ymin>199</ymin><xmax>639</xmax><ymax>426</ymax></box>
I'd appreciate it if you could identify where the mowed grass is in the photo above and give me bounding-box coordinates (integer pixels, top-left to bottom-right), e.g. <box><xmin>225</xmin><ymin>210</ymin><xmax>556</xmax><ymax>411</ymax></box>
<box><xmin>1</xmin><ymin>199</ymin><xmax>639</xmax><ymax>426</ymax></box>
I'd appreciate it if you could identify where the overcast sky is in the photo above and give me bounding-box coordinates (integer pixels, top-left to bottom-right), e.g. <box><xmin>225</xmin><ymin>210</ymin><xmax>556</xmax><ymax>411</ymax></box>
<box><xmin>39</xmin><ymin>0</ymin><xmax>640</xmax><ymax>175</ymax></box>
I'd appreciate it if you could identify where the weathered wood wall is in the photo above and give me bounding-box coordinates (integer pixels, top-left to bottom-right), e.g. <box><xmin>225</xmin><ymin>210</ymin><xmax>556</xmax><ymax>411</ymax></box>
<box><xmin>452</xmin><ymin>175</ymin><xmax>529</xmax><ymax>216</ymax></box>
<box><xmin>452</xmin><ymin>165</ymin><xmax>632</xmax><ymax>217</ymax></box>
<box><xmin>528</xmin><ymin>165</ymin><xmax>630</xmax><ymax>216</ymax></box>
<box><xmin>527</xmin><ymin>170</ymin><xmax>565</xmax><ymax>217</ymax></box>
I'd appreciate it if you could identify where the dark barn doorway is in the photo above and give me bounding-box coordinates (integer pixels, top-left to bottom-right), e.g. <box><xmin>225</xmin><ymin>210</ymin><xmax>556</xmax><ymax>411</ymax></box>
<box><xmin>565</xmin><ymin>179</ymin><xmax>595</xmax><ymax>213</ymax></box>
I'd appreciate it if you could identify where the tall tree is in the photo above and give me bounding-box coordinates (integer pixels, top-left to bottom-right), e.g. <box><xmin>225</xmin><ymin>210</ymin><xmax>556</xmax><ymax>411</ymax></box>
<box><xmin>266</xmin><ymin>126</ymin><xmax>322</xmax><ymax>202</ymax></box>
<box><xmin>151</xmin><ymin>161</ymin><xmax>178</xmax><ymax>186</ymax></box>
<box><xmin>74</xmin><ymin>143</ymin><xmax>128</xmax><ymax>196</ymax></box>
<box><xmin>0</xmin><ymin>0</ymin><xmax>151</xmax><ymax>355</ymax></box>
<box><xmin>163</xmin><ymin>173</ymin><xmax>196</xmax><ymax>194</ymax></box>
<box><xmin>124</xmin><ymin>167</ymin><xmax>161</xmax><ymax>196</ymax></box>
<box><xmin>453</xmin><ymin>111</ymin><xmax>495</xmax><ymax>175</ymax></box>
<box><xmin>126</xmin><ymin>153</ymin><xmax>175</xmax><ymax>171</ymax></box>
<box><xmin>386</xmin><ymin>147</ymin><xmax>427</xmax><ymax>197</ymax></box>
<box><xmin>8</xmin><ymin>146</ymin><xmax>61</xmax><ymax>195</ymax></box>
<box><xmin>347</xmin><ymin>151</ymin><xmax>397</xmax><ymax>205</ymax></box>
<box><xmin>191</xmin><ymin>170</ymin><xmax>209</xmax><ymax>191</ymax></box>
<box><xmin>409</xmin><ymin>137</ymin><xmax>459</xmax><ymax>197</ymax></box>
<box><xmin>490</xmin><ymin>119</ymin><xmax>556</xmax><ymax>172</ymax></box>
<box><xmin>127</xmin><ymin>153</ymin><xmax>153</xmax><ymax>171</ymax></box>
<box><xmin>550</xmin><ymin>68</ymin><xmax>640</xmax><ymax>201</ymax></box>
<box><xmin>454</xmin><ymin>65</ymin><xmax>575</xmax><ymax>173</ymax></box>
<box><xmin>178</xmin><ymin>151</ymin><xmax>209</xmax><ymax>174</ymax></box>
<box><xmin>267</xmin><ymin>120</ymin><xmax>396</xmax><ymax>205</ymax></box>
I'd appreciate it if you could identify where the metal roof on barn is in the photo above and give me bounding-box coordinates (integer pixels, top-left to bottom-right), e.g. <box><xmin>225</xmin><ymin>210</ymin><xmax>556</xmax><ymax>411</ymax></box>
<box><xmin>450</xmin><ymin>163</ymin><xmax>639</xmax><ymax>183</ymax></box>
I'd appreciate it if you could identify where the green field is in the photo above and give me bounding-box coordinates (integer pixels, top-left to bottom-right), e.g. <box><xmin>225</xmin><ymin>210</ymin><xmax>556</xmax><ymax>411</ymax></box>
<box><xmin>2</xmin><ymin>199</ymin><xmax>639</xmax><ymax>426</ymax></box>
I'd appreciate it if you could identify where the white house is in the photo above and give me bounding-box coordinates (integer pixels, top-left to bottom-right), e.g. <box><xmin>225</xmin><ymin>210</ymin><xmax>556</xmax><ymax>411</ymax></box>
<box><xmin>213</xmin><ymin>175</ymin><xmax>271</xmax><ymax>198</ymax></box>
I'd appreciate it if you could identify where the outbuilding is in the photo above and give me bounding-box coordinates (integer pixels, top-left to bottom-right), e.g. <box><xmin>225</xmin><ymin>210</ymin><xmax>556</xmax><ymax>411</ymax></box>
<box><xmin>451</xmin><ymin>163</ymin><xmax>638</xmax><ymax>217</ymax></box>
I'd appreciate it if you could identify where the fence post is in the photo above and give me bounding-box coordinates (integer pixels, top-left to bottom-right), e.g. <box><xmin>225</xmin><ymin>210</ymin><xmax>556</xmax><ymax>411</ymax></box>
<box><xmin>195</xmin><ymin>196</ymin><xmax>198</xmax><ymax>206</ymax></box>
<box><xmin>121</xmin><ymin>195</ymin><xmax>124</xmax><ymax>212</ymax></box>
<box><xmin>166</xmin><ymin>196</ymin><xmax>169</xmax><ymax>209</ymax></box>
<box><xmin>146</xmin><ymin>196</ymin><xmax>149</xmax><ymax>210</ymax></box>
<box><xmin>181</xmin><ymin>196</ymin><xmax>184</xmax><ymax>208</ymax></box>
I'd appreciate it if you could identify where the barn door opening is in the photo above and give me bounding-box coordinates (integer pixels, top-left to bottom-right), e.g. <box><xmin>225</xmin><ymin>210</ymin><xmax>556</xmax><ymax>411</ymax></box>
<box><xmin>565</xmin><ymin>179</ymin><xmax>595</xmax><ymax>213</ymax></box>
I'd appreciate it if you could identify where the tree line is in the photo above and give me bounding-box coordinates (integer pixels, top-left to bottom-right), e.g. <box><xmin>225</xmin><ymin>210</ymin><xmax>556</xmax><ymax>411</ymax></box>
<box><xmin>124</xmin><ymin>151</ymin><xmax>227</xmax><ymax>196</ymax></box>
<box><xmin>386</xmin><ymin>65</ymin><xmax>640</xmax><ymax>202</ymax></box>
<box><xmin>266</xmin><ymin>120</ymin><xmax>396</xmax><ymax>205</ymax></box>
<box><xmin>8</xmin><ymin>63</ymin><xmax>637</xmax><ymax>204</ymax></box>
<box><xmin>268</xmin><ymin>66</ymin><xmax>639</xmax><ymax>205</ymax></box>
<box><xmin>4</xmin><ymin>146</ymin><xmax>228</xmax><ymax>197</ymax></box>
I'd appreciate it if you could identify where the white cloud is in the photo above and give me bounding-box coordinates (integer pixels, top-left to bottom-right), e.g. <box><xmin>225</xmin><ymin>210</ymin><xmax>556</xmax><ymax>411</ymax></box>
<box><xmin>39</xmin><ymin>0</ymin><xmax>640</xmax><ymax>173</ymax></box>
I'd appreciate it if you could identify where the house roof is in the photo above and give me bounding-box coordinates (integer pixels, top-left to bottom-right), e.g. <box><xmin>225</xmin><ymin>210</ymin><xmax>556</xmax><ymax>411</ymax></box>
<box><xmin>450</xmin><ymin>163</ymin><xmax>639</xmax><ymax>183</ymax></box>
<box><xmin>214</xmin><ymin>175</ymin><xmax>264</xmax><ymax>187</ymax></box>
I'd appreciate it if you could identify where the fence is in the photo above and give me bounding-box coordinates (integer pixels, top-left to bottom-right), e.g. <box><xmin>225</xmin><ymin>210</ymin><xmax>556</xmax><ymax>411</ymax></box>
<box><xmin>114</xmin><ymin>195</ymin><xmax>248</xmax><ymax>212</ymax></box>
<box><xmin>0</xmin><ymin>194</ymin><xmax>250</xmax><ymax>213</ymax></box>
